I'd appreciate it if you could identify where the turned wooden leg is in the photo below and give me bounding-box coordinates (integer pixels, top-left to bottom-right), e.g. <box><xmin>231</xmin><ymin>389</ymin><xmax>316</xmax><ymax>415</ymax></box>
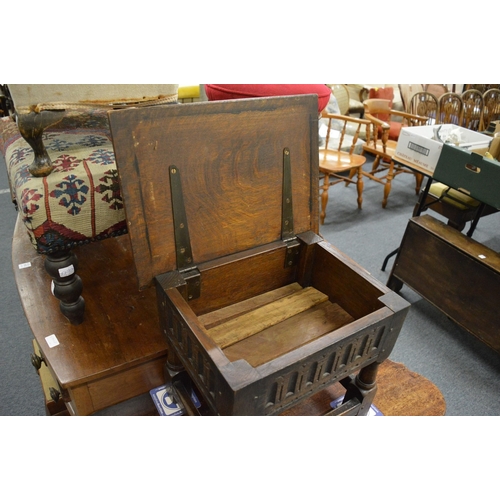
<box><xmin>342</xmin><ymin>362</ymin><xmax>380</xmax><ymax>415</ymax></box>
<box><xmin>44</xmin><ymin>249</ymin><xmax>85</xmax><ymax>325</ymax></box>
<box><xmin>166</xmin><ymin>346</ymin><xmax>184</xmax><ymax>374</ymax></box>
<box><xmin>16</xmin><ymin>111</ymin><xmax>64</xmax><ymax>177</ymax></box>
<box><xmin>320</xmin><ymin>173</ymin><xmax>330</xmax><ymax>225</ymax></box>
<box><xmin>414</xmin><ymin>172</ymin><xmax>424</xmax><ymax>195</ymax></box>
<box><xmin>356</xmin><ymin>167</ymin><xmax>364</xmax><ymax>209</ymax></box>
<box><xmin>346</xmin><ymin>167</ymin><xmax>356</xmax><ymax>185</ymax></box>
<box><xmin>382</xmin><ymin>160</ymin><xmax>395</xmax><ymax>208</ymax></box>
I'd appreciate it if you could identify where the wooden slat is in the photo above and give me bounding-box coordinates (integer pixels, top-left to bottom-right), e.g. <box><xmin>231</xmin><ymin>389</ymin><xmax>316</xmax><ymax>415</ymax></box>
<box><xmin>198</xmin><ymin>283</ymin><xmax>302</xmax><ymax>329</ymax></box>
<box><xmin>206</xmin><ymin>287</ymin><xmax>329</xmax><ymax>349</ymax></box>
<box><xmin>223</xmin><ymin>301</ymin><xmax>354</xmax><ymax>367</ymax></box>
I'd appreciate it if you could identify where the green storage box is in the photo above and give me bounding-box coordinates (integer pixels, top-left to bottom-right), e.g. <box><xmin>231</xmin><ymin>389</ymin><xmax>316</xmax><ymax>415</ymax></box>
<box><xmin>433</xmin><ymin>143</ymin><xmax>500</xmax><ymax>210</ymax></box>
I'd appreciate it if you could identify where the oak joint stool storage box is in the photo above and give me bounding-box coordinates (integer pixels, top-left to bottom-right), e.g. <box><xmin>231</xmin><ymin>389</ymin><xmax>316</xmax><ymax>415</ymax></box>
<box><xmin>109</xmin><ymin>95</ymin><xmax>410</xmax><ymax>416</ymax></box>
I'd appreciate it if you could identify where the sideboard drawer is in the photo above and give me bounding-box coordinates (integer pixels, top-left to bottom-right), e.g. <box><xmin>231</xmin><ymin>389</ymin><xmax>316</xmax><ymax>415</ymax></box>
<box><xmin>32</xmin><ymin>340</ymin><xmax>69</xmax><ymax>416</ymax></box>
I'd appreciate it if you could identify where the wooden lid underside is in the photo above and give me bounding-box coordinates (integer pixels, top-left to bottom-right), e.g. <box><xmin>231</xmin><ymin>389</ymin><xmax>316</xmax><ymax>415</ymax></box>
<box><xmin>109</xmin><ymin>95</ymin><xmax>319</xmax><ymax>288</ymax></box>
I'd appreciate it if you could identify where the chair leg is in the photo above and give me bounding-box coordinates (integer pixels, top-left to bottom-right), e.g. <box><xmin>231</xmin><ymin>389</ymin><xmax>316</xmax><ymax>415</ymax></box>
<box><xmin>382</xmin><ymin>160</ymin><xmax>395</xmax><ymax>208</ymax></box>
<box><xmin>414</xmin><ymin>172</ymin><xmax>424</xmax><ymax>195</ymax></box>
<box><xmin>320</xmin><ymin>173</ymin><xmax>330</xmax><ymax>225</ymax></box>
<box><xmin>346</xmin><ymin>167</ymin><xmax>356</xmax><ymax>185</ymax></box>
<box><xmin>371</xmin><ymin>154</ymin><xmax>381</xmax><ymax>173</ymax></box>
<box><xmin>356</xmin><ymin>167</ymin><xmax>364</xmax><ymax>209</ymax></box>
<box><xmin>44</xmin><ymin>249</ymin><xmax>85</xmax><ymax>325</ymax></box>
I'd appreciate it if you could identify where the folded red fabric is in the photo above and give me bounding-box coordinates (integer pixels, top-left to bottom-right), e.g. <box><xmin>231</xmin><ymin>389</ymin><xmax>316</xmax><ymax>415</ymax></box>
<box><xmin>205</xmin><ymin>84</ymin><xmax>331</xmax><ymax>112</ymax></box>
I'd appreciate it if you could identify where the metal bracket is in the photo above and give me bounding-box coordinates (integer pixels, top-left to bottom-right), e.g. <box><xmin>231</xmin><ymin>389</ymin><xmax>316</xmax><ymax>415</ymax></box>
<box><xmin>169</xmin><ymin>165</ymin><xmax>201</xmax><ymax>300</ymax></box>
<box><xmin>282</xmin><ymin>147</ymin><xmax>300</xmax><ymax>268</ymax></box>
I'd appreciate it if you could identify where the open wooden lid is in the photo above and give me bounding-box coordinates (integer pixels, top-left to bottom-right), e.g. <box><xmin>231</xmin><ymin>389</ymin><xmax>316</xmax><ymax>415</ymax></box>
<box><xmin>108</xmin><ymin>95</ymin><xmax>319</xmax><ymax>289</ymax></box>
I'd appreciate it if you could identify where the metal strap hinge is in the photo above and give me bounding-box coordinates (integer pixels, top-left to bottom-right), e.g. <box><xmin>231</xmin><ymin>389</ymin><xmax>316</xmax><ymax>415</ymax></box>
<box><xmin>282</xmin><ymin>147</ymin><xmax>300</xmax><ymax>268</ymax></box>
<box><xmin>169</xmin><ymin>165</ymin><xmax>201</xmax><ymax>300</ymax></box>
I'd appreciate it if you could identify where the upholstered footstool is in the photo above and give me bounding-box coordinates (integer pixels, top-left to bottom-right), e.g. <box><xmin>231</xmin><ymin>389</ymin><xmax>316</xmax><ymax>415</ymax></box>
<box><xmin>1</xmin><ymin>111</ymin><xmax>128</xmax><ymax>324</ymax></box>
<box><xmin>0</xmin><ymin>84</ymin><xmax>178</xmax><ymax>324</ymax></box>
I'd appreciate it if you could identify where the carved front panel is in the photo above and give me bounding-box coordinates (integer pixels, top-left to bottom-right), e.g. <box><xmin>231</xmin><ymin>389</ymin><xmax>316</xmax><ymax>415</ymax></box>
<box><xmin>165</xmin><ymin>299</ymin><xmax>221</xmax><ymax>413</ymax></box>
<box><xmin>263</xmin><ymin>325</ymin><xmax>386</xmax><ymax>414</ymax></box>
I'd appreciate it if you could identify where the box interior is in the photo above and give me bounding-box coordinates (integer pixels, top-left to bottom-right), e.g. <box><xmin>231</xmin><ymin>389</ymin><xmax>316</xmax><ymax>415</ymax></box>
<box><xmin>174</xmin><ymin>241</ymin><xmax>387</xmax><ymax>368</ymax></box>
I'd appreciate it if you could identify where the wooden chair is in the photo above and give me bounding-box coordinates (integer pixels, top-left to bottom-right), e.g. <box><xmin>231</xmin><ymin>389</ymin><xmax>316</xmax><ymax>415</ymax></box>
<box><xmin>464</xmin><ymin>84</ymin><xmax>500</xmax><ymax>94</ymax></box>
<box><xmin>319</xmin><ymin>109</ymin><xmax>371</xmax><ymax>224</ymax></box>
<box><xmin>399</xmin><ymin>84</ymin><xmax>424</xmax><ymax>112</ymax></box>
<box><xmin>407</xmin><ymin>91</ymin><xmax>438</xmax><ymax>125</ymax></box>
<box><xmin>423</xmin><ymin>84</ymin><xmax>448</xmax><ymax>100</ymax></box>
<box><xmin>460</xmin><ymin>89</ymin><xmax>483</xmax><ymax>131</ymax></box>
<box><xmin>362</xmin><ymin>98</ymin><xmax>428</xmax><ymax>207</ymax></box>
<box><xmin>481</xmin><ymin>87</ymin><xmax>500</xmax><ymax>132</ymax></box>
<box><xmin>436</xmin><ymin>92</ymin><xmax>463</xmax><ymax>125</ymax></box>
<box><xmin>344</xmin><ymin>84</ymin><xmax>366</xmax><ymax>116</ymax></box>
<box><xmin>328</xmin><ymin>84</ymin><xmax>350</xmax><ymax>115</ymax></box>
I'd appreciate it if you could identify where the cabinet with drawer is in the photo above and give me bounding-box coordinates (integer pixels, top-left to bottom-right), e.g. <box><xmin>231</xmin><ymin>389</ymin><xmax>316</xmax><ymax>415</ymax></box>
<box><xmin>14</xmin><ymin>219</ymin><xmax>169</xmax><ymax>416</ymax></box>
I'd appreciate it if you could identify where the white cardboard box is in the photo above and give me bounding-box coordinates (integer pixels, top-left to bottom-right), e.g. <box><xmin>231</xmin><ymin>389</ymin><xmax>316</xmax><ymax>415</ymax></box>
<box><xmin>395</xmin><ymin>125</ymin><xmax>490</xmax><ymax>173</ymax></box>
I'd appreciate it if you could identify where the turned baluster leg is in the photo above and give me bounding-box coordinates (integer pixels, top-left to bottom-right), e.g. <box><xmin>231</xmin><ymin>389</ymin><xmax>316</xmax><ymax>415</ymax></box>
<box><xmin>44</xmin><ymin>249</ymin><xmax>85</xmax><ymax>325</ymax></box>
<box><xmin>342</xmin><ymin>361</ymin><xmax>380</xmax><ymax>415</ymax></box>
<box><xmin>320</xmin><ymin>173</ymin><xmax>330</xmax><ymax>225</ymax></box>
<box><xmin>356</xmin><ymin>167</ymin><xmax>364</xmax><ymax>209</ymax></box>
<box><xmin>166</xmin><ymin>347</ymin><xmax>184</xmax><ymax>374</ymax></box>
<box><xmin>382</xmin><ymin>160</ymin><xmax>395</xmax><ymax>208</ymax></box>
<box><xmin>414</xmin><ymin>172</ymin><xmax>424</xmax><ymax>195</ymax></box>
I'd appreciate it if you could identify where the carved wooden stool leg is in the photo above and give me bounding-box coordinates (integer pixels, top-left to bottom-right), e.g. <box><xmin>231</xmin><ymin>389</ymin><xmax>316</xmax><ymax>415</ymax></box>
<box><xmin>342</xmin><ymin>361</ymin><xmax>380</xmax><ymax>415</ymax></box>
<box><xmin>166</xmin><ymin>347</ymin><xmax>184</xmax><ymax>374</ymax></box>
<box><xmin>44</xmin><ymin>250</ymin><xmax>85</xmax><ymax>325</ymax></box>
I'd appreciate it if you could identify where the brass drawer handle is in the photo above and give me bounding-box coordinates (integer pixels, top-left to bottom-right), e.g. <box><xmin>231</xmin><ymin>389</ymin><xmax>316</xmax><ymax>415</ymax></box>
<box><xmin>49</xmin><ymin>387</ymin><xmax>61</xmax><ymax>402</ymax></box>
<box><xmin>31</xmin><ymin>353</ymin><xmax>46</xmax><ymax>371</ymax></box>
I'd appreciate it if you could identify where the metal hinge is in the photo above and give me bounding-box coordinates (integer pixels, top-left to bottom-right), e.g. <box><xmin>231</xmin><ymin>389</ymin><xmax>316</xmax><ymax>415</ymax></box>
<box><xmin>169</xmin><ymin>165</ymin><xmax>201</xmax><ymax>300</ymax></box>
<box><xmin>282</xmin><ymin>147</ymin><xmax>300</xmax><ymax>268</ymax></box>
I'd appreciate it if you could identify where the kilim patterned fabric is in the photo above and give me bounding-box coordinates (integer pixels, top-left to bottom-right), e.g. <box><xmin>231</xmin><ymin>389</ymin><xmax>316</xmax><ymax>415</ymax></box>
<box><xmin>0</xmin><ymin>111</ymin><xmax>127</xmax><ymax>255</ymax></box>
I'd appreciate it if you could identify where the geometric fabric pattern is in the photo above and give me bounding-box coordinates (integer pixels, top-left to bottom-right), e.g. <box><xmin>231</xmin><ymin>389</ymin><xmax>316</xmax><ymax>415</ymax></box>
<box><xmin>0</xmin><ymin>110</ymin><xmax>127</xmax><ymax>255</ymax></box>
